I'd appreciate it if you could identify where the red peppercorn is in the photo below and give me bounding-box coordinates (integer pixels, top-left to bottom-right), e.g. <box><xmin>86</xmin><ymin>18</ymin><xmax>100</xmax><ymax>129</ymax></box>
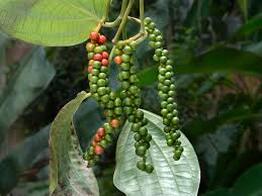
<box><xmin>114</xmin><ymin>56</ymin><xmax>122</xmax><ymax>64</ymax></box>
<box><xmin>95</xmin><ymin>145</ymin><xmax>104</xmax><ymax>155</ymax></box>
<box><xmin>93</xmin><ymin>54</ymin><xmax>103</xmax><ymax>61</ymax></box>
<box><xmin>98</xmin><ymin>35</ymin><xmax>107</xmax><ymax>44</ymax></box>
<box><xmin>102</xmin><ymin>51</ymin><xmax>109</xmax><ymax>59</ymax></box>
<box><xmin>95</xmin><ymin>133</ymin><xmax>101</xmax><ymax>142</ymax></box>
<box><xmin>88</xmin><ymin>65</ymin><xmax>93</xmax><ymax>73</ymax></box>
<box><xmin>97</xmin><ymin>127</ymin><xmax>105</xmax><ymax>137</ymax></box>
<box><xmin>111</xmin><ymin>119</ymin><xmax>120</xmax><ymax>128</ymax></box>
<box><xmin>101</xmin><ymin>59</ymin><xmax>109</xmax><ymax>66</ymax></box>
<box><xmin>89</xmin><ymin>32</ymin><xmax>99</xmax><ymax>42</ymax></box>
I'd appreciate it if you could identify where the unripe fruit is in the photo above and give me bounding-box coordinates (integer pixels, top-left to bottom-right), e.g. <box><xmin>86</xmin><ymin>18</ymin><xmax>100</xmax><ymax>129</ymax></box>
<box><xmin>137</xmin><ymin>160</ymin><xmax>146</xmax><ymax>170</ymax></box>
<box><xmin>145</xmin><ymin>164</ymin><xmax>154</xmax><ymax>173</ymax></box>
<box><xmin>136</xmin><ymin>146</ymin><xmax>146</xmax><ymax>156</ymax></box>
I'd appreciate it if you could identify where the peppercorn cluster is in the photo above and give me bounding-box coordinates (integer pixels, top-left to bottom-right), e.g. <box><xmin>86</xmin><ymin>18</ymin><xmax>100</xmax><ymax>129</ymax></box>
<box><xmin>84</xmin><ymin>32</ymin><xmax>121</xmax><ymax>165</ymax></box>
<box><xmin>114</xmin><ymin>42</ymin><xmax>154</xmax><ymax>173</ymax></box>
<box><xmin>144</xmin><ymin>17</ymin><xmax>184</xmax><ymax>160</ymax></box>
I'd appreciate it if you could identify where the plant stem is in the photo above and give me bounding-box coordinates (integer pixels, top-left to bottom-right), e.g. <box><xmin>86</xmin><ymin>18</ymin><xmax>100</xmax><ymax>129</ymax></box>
<box><xmin>103</xmin><ymin>0</ymin><xmax>128</xmax><ymax>27</ymax></box>
<box><xmin>139</xmin><ymin>0</ymin><xmax>145</xmax><ymax>34</ymax></box>
<box><xmin>112</xmin><ymin>0</ymin><xmax>134</xmax><ymax>43</ymax></box>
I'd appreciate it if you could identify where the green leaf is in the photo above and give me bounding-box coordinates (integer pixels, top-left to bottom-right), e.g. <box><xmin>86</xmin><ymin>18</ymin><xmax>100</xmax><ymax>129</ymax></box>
<box><xmin>234</xmin><ymin>13</ymin><xmax>262</xmax><ymax>37</ymax></box>
<box><xmin>204</xmin><ymin>188</ymin><xmax>232</xmax><ymax>196</ymax></box>
<box><xmin>137</xmin><ymin>47</ymin><xmax>262</xmax><ymax>86</ymax></box>
<box><xmin>0</xmin><ymin>47</ymin><xmax>55</xmax><ymax>143</ymax></box>
<box><xmin>113</xmin><ymin>109</ymin><xmax>200</xmax><ymax>196</ymax></box>
<box><xmin>233</xmin><ymin>164</ymin><xmax>262</xmax><ymax>196</ymax></box>
<box><xmin>0</xmin><ymin>126</ymin><xmax>49</xmax><ymax>195</ymax></box>
<box><xmin>49</xmin><ymin>91</ymin><xmax>99</xmax><ymax>196</ymax></box>
<box><xmin>204</xmin><ymin>163</ymin><xmax>262</xmax><ymax>196</ymax></box>
<box><xmin>0</xmin><ymin>0</ymin><xmax>107</xmax><ymax>46</ymax></box>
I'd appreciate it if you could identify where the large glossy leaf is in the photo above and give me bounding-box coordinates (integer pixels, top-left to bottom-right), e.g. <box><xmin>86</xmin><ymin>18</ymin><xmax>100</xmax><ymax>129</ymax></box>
<box><xmin>0</xmin><ymin>0</ymin><xmax>107</xmax><ymax>46</ymax></box>
<box><xmin>49</xmin><ymin>91</ymin><xmax>99</xmax><ymax>196</ymax></box>
<box><xmin>204</xmin><ymin>164</ymin><xmax>262</xmax><ymax>196</ymax></box>
<box><xmin>0</xmin><ymin>126</ymin><xmax>50</xmax><ymax>195</ymax></box>
<box><xmin>114</xmin><ymin>109</ymin><xmax>200</xmax><ymax>196</ymax></box>
<box><xmin>0</xmin><ymin>47</ymin><xmax>55</xmax><ymax>143</ymax></box>
<box><xmin>234</xmin><ymin>13</ymin><xmax>262</xmax><ymax>37</ymax></box>
<box><xmin>233</xmin><ymin>163</ymin><xmax>262</xmax><ymax>196</ymax></box>
<box><xmin>137</xmin><ymin>47</ymin><xmax>262</xmax><ymax>86</ymax></box>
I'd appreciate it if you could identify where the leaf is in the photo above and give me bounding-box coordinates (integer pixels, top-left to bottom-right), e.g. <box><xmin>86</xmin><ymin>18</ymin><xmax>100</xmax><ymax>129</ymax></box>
<box><xmin>204</xmin><ymin>164</ymin><xmax>262</xmax><ymax>196</ymax></box>
<box><xmin>233</xmin><ymin>164</ymin><xmax>262</xmax><ymax>196</ymax></box>
<box><xmin>0</xmin><ymin>0</ymin><xmax>108</xmax><ymax>46</ymax></box>
<box><xmin>49</xmin><ymin>91</ymin><xmax>99</xmax><ymax>196</ymax></box>
<box><xmin>183</xmin><ymin>106</ymin><xmax>262</xmax><ymax>139</ymax></box>
<box><xmin>113</xmin><ymin>109</ymin><xmax>200</xmax><ymax>196</ymax></box>
<box><xmin>137</xmin><ymin>47</ymin><xmax>262</xmax><ymax>86</ymax></box>
<box><xmin>0</xmin><ymin>47</ymin><xmax>55</xmax><ymax>143</ymax></box>
<box><xmin>0</xmin><ymin>125</ymin><xmax>50</xmax><ymax>195</ymax></box>
<box><xmin>234</xmin><ymin>13</ymin><xmax>262</xmax><ymax>37</ymax></box>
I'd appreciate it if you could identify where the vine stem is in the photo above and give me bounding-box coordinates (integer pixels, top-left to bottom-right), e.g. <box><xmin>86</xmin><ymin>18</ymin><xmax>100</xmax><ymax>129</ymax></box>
<box><xmin>112</xmin><ymin>0</ymin><xmax>134</xmax><ymax>43</ymax></box>
<box><xmin>103</xmin><ymin>0</ymin><xmax>128</xmax><ymax>28</ymax></box>
<box><xmin>139</xmin><ymin>0</ymin><xmax>145</xmax><ymax>34</ymax></box>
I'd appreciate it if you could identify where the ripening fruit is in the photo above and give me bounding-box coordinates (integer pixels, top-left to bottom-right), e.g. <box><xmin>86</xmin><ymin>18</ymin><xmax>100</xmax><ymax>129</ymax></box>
<box><xmin>114</xmin><ymin>56</ymin><xmax>123</xmax><ymax>64</ymax></box>
<box><xmin>94</xmin><ymin>145</ymin><xmax>104</xmax><ymax>155</ymax></box>
<box><xmin>102</xmin><ymin>51</ymin><xmax>109</xmax><ymax>59</ymax></box>
<box><xmin>86</xmin><ymin>43</ymin><xmax>95</xmax><ymax>52</ymax></box>
<box><xmin>88</xmin><ymin>66</ymin><xmax>93</xmax><ymax>73</ymax></box>
<box><xmin>93</xmin><ymin>54</ymin><xmax>103</xmax><ymax>61</ymax></box>
<box><xmin>89</xmin><ymin>32</ymin><xmax>100</xmax><ymax>42</ymax></box>
<box><xmin>111</xmin><ymin>119</ymin><xmax>120</xmax><ymax>128</ymax></box>
<box><xmin>95</xmin><ymin>134</ymin><xmax>101</xmax><ymax>142</ymax></box>
<box><xmin>101</xmin><ymin>59</ymin><xmax>109</xmax><ymax>66</ymax></box>
<box><xmin>98</xmin><ymin>35</ymin><xmax>107</xmax><ymax>44</ymax></box>
<box><xmin>97</xmin><ymin>127</ymin><xmax>105</xmax><ymax>137</ymax></box>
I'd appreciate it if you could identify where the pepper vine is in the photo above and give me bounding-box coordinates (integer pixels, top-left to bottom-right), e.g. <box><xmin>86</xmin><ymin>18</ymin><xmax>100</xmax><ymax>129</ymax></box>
<box><xmin>83</xmin><ymin>0</ymin><xmax>183</xmax><ymax>173</ymax></box>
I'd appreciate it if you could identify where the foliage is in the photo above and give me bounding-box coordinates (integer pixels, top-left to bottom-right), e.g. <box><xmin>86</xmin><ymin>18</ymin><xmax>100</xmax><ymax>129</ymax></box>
<box><xmin>0</xmin><ymin>0</ymin><xmax>261</xmax><ymax>195</ymax></box>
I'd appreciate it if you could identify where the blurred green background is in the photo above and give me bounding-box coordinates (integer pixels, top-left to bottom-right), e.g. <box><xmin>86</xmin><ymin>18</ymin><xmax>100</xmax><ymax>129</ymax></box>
<box><xmin>0</xmin><ymin>0</ymin><xmax>262</xmax><ymax>195</ymax></box>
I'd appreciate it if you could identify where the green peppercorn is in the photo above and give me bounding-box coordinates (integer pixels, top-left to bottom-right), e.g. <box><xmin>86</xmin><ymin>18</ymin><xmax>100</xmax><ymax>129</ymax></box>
<box><xmin>136</xmin><ymin>160</ymin><xmax>146</xmax><ymax>171</ymax></box>
<box><xmin>136</xmin><ymin>146</ymin><xmax>146</xmax><ymax>157</ymax></box>
<box><xmin>120</xmin><ymin>63</ymin><xmax>130</xmax><ymax>71</ymax></box>
<box><xmin>145</xmin><ymin>164</ymin><xmax>154</xmax><ymax>173</ymax></box>
<box><xmin>134</xmin><ymin>133</ymin><xmax>142</xmax><ymax>141</ymax></box>
<box><xmin>139</xmin><ymin>127</ymin><xmax>148</xmax><ymax>136</ymax></box>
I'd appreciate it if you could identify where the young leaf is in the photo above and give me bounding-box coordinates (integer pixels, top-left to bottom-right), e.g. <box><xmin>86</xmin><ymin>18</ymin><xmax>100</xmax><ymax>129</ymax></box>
<box><xmin>113</xmin><ymin>109</ymin><xmax>200</xmax><ymax>196</ymax></box>
<box><xmin>49</xmin><ymin>91</ymin><xmax>99</xmax><ymax>196</ymax></box>
<box><xmin>0</xmin><ymin>0</ymin><xmax>108</xmax><ymax>46</ymax></box>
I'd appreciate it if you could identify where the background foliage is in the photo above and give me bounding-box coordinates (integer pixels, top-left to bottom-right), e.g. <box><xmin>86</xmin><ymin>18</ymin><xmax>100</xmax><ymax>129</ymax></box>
<box><xmin>0</xmin><ymin>0</ymin><xmax>262</xmax><ymax>195</ymax></box>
